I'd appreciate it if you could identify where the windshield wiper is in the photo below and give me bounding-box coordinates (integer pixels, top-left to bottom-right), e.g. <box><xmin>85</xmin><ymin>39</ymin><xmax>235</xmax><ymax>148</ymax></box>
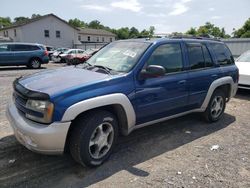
<box><xmin>92</xmin><ymin>65</ymin><xmax>112</xmax><ymax>75</ymax></box>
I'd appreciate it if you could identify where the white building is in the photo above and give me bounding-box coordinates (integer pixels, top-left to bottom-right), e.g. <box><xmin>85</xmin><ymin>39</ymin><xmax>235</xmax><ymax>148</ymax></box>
<box><xmin>0</xmin><ymin>14</ymin><xmax>116</xmax><ymax>49</ymax></box>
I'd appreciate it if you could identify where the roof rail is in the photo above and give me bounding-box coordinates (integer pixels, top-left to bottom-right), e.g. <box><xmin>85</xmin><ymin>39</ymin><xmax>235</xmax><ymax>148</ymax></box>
<box><xmin>169</xmin><ymin>34</ymin><xmax>221</xmax><ymax>41</ymax></box>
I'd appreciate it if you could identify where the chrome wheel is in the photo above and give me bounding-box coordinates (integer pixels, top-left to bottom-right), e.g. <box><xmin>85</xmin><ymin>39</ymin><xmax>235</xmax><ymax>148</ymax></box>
<box><xmin>31</xmin><ymin>59</ymin><xmax>40</xmax><ymax>68</ymax></box>
<box><xmin>210</xmin><ymin>96</ymin><xmax>224</xmax><ymax>119</ymax></box>
<box><xmin>89</xmin><ymin>122</ymin><xmax>114</xmax><ymax>159</ymax></box>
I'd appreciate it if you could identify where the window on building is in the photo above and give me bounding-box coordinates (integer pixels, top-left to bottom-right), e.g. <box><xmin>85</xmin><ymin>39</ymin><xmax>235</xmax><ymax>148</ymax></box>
<box><xmin>110</xmin><ymin>38</ymin><xmax>112</xmax><ymax>42</ymax></box>
<box><xmin>4</xmin><ymin>31</ymin><xmax>9</xmax><ymax>37</ymax></box>
<box><xmin>56</xmin><ymin>30</ymin><xmax>61</xmax><ymax>38</ymax></box>
<box><xmin>210</xmin><ymin>43</ymin><xmax>234</xmax><ymax>66</ymax></box>
<box><xmin>102</xmin><ymin>37</ymin><xmax>104</xmax><ymax>42</ymax></box>
<box><xmin>44</xmin><ymin>30</ymin><xmax>49</xmax><ymax>37</ymax></box>
<box><xmin>146</xmin><ymin>43</ymin><xmax>183</xmax><ymax>74</ymax></box>
<box><xmin>14</xmin><ymin>29</ymin><xmax>17</xmax><ymax>37</ymax></box>
<box><xmin>97</xmin><ymin>37</ymin><xmax>99</xmax><ymax>42</ymax></box>
<box><xmin>88</xmin><ymin>36</ymin><xmax>90</xmax><ymax>41</ymax></box>
<box><xmin>78</xmin><ymin>35</ymin><xmax>81</xmax><ymax>41</ymax></box>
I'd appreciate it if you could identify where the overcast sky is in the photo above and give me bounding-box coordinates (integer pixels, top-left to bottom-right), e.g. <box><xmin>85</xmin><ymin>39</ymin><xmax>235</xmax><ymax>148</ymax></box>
<box><xmin>1</xmin><ymin>0</ymin><xmax>249</xmax><ymax>34</ymax></box>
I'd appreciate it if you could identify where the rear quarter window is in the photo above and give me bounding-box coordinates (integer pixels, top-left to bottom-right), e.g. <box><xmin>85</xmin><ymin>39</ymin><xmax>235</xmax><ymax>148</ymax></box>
<box><xmin>210</xmin><ymin>43</ymin><xmax>234</xmax><ymax>66</ymax></box>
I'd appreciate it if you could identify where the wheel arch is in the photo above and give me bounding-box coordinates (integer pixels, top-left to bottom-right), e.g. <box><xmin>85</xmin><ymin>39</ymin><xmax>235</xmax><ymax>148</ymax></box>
<box><xmin>62</xmin><ymin>93</ymin><xmax>136</xmax><ymax>136</ymax></box>
<box><xmin>201</xmin><ymin>76</ymin><xmax>237</xmax><ymax>110</ymax></box>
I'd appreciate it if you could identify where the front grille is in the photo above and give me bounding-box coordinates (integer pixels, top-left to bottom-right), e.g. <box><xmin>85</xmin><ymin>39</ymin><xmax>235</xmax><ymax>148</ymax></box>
<box><xmin>13</xmin><ymin>91</ymin><xmax>28</xmax><ymax>116</ymax></box>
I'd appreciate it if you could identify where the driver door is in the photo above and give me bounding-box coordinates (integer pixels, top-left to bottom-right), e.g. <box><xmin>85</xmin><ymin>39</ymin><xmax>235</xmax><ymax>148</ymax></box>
<box><xmin>134</xmin><ymin>42</ymin><xmax>189</xmax><ymax>125</ymax></box>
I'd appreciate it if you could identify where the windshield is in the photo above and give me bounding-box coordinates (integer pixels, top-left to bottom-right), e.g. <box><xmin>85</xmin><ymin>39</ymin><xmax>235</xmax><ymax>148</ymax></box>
<box><xmin>86</xmin><ymin>41</ymin><xmax>151</xmax><ymax>73</ymax></box>
<box><xmin>237</xmin><ymin>51</ymin><xmax>250</xmax><ymax>62</ymax></box>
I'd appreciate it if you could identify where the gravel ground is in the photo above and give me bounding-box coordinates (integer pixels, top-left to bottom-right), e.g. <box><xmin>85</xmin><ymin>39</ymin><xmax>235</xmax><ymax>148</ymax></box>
<box><xmin>0</xmin><ymin>63</ymin><xmax>249</xmax><ymax>188</ymax></box>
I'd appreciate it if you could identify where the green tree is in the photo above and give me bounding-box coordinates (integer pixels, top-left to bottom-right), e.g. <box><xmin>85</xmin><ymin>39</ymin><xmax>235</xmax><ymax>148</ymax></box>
<box><xmin>186</xmin><ymin>22</ymin><xmax>230</xmax><ymax>38</ymax></box>
<box><xmin>68</xmin><ymin>18</ymin><xmax>86</xmax><ymax>28</ymax></box>
<box><xmin>31</xmin><ymin>14</ymin><xmax>41</xmax><ymax>19</ymax></box>
<box><xmin>14</xmin><ymin>16</ymin><xmax>29</xmax><ymax>24</ymax></box>
<box><xmin>233</xmin><ymin>18</ymin><xmax>250</xmax><ymax>38</ymax></box>
<box><xmin>88</xmin><ymin>20</ymin><xmax>104</xmax><ymax>29</ymax></box>
<box><xmin>116</xmin><ymin>27</ymin><xmax>130</xmax><ymax>39</ymax></box>
<box><xmin>129</xmin><ymin>27</ymin><xmax>139</xmax><ymax>38</ymax></box>
<box><xmin>149</xmin><ymin>26</ymin><xmax>155</xmax><ymax>37</ymax></box>
<box><xmin>0</xmin><ymin>17</ymin><xmax>12</xmax><ymax>28</ymax></box>
<box><xmin>186</xmin><ymin>27</ymin><xmax>197</xmax><ymax>35</ymax></box>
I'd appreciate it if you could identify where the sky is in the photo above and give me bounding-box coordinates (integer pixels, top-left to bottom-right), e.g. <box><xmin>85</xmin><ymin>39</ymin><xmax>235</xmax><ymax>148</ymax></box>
<box><xmin>1</xmin><ymin>0</ymin><xmax>250</xmax><ymax>35</ymax></box>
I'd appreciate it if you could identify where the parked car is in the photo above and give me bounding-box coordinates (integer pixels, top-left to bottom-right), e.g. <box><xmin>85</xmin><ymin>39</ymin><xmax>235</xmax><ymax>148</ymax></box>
<box><xmin>235</xmin><ymin>50</ymin><xmax>250</xmax><ymax>89</ymax></box>
<box><xmin>51</xmin><ymin>48</ymin><xmax>69</xmax><ymax>62</ymax></box>
<box><xmin>0</xmin><ymin>43</ymin><xmax>49</xmax><ymax>68</ymax></box>
<box><xmin>67</xmin><ymin>48</ymin><xmax>99</xmax><ymax>65</ymax></box>
<box><xmin>45</xmin><ymin>46</ymin><xmax>56</xmax><ymax>60</ymax></box>
<box><xmin>7</xmin><ymin>37</ymin><xmax>238</xmax><ymax>167</ymax></box>
<box><xmin>60</xmin><ymin>49</ymin><xmax>85</xmax><ymax>63</ymax></box>
<box><xmin>53</xmin><ymin>49</ymin><xmax>84</xmax><ymax>63</ymax></box>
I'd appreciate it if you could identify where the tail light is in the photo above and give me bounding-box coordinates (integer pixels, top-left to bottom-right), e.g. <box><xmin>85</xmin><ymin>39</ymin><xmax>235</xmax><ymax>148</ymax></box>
<box><xmin>44</xmin><ymin>50</ymin><xmax>49</xmax><ymax>56</ymax></box>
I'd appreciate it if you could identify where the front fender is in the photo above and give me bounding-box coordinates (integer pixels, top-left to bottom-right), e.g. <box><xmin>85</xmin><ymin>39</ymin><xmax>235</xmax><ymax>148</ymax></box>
<box><xmin>61</xmin><ymin>93</ymin><xmax>136</xmax><ymax>132</ymax></box>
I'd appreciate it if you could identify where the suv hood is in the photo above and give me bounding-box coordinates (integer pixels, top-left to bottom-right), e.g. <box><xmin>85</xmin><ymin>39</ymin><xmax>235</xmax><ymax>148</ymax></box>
<box><xmin>18</xmin><ymin>67</ymin><xmax>110</xmax><ymax>96</ymax></box>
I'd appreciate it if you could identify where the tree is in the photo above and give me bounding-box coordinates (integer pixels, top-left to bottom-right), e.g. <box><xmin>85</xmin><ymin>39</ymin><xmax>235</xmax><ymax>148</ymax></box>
<box><xmin>0</xmin><ymin>17</ymin><xmax>12</xmax><ymax>28</ymax></box>
<box><xmin>14</xmin><ymin>16</ymin><xmax>29</xmax><ymax>24</ymax></box>
<box><xmin>129</xmin><ymin>27</ymin><xmax>139</xmax><ymax>38</ymax></box>
<box><xmin>149</xmin><ymin>26</ymin><xmax>155</xmax><ymax>37</ymax></box>
<box><xmin>31</xmin><ymin>14</ymin><xmax>41</xmax><ymax>19</ymax></box>
<box><xmin>186</xmin><ymin>27</ymin><xmax>197</xmax><ymax>35</ymax></box>
<box><xmin>88</xmin><ymin>20</ymin><xmax>104</xmax><ymax>29</ymax></box>
<box><xmin>68</xmin><ymin>18</ymin><xmax>86</xmax><ymax>28</ymax></box>
<box><xmin>116</xmin><ymin>27</ymin><xmax>130</xmax><ymax>39</ymax></box>
<box><xmin>185</xmin><ymin>22</ymin><xmax>230</xmax><ymax>38</ymax></box>
<box><xmin>233</xmin><ymin>18</ymin><xmax>250</xmax><ymax>38</ymax></box>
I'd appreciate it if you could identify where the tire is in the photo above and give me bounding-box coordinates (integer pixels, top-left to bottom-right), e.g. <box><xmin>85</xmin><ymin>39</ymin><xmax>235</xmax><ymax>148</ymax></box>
<box><xmin>60</xmin><ymin>58</ymin><xmax>66</xmax><ymax>63</ymax></box>
<box><xmin>69</xmin><ymin>110</ymin><xmax>118</xmax><ymax>167</ymax></box>
<box><xmin>204</xmin><ymin>89</ymin><xmax>226</xmax><ymax>122</ymax></box>
<box><xmin>28</xmin><ymin>58</ymin><xmax>41</xmax><ymax>69</ymax></box>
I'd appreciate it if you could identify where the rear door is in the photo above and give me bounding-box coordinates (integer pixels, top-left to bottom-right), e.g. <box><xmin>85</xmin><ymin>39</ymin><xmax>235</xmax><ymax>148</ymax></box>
<box><xmin>12</xmin><ymin>44</ymin><xmax>35</xmax><ymax>64</ymax></box>
<box><xmin>0</xmin><ymin>44</ymin><xmax>14</xmax><ymax>65</ymax></box>
<box><xmin>185</xmin><ymin>42</ymin><xmax>220</xmax><ymax>109</ymax></box>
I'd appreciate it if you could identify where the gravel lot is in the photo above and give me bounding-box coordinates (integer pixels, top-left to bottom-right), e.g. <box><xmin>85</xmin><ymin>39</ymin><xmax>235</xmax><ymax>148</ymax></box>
<box><xmin>0</xmin><ymin>63</ymin><xmax>250</xmax><ymax>188</ymax></box>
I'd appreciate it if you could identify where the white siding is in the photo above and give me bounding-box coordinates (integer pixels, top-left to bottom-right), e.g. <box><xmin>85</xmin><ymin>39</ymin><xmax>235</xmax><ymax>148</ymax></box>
<box><xmin>13</xmin><ymin>16</ymin><xmax>78</xmax><ymax>48</ymax></box>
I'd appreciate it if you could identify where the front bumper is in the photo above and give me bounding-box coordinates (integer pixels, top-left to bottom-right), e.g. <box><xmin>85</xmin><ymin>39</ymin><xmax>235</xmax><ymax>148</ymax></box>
<box><xmin>6</xmin><ymin>102</ymin><xmax>71</xmax><ymax>155</ymax></box>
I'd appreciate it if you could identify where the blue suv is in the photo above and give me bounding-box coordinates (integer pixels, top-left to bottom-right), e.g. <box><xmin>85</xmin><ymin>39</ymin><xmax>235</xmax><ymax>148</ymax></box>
<box><xmin>0</xmin><ymin>43</ymin><xmax>49</xmax><ymax>68</ymax></box>
<box><xmin>6</xmin><ymin>37</ymin><xmax>238</xmax><ymax>166</ymax></box>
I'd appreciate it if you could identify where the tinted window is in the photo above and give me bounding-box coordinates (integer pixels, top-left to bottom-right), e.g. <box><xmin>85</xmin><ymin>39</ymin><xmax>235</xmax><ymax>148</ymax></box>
<box><xmin>187</xmin><ymin>44</ymin><xmax>205</xmax><ymax>69</ymax></box>
<box><xmin>147</xmin><ymin>43</ymin><xmax>183</xmax><ymax>73</ymax></box>
<box><xmin>202</xmin><ymin>45</ymin><xmax>213</xmax><ymax>67</ymax></box>
<box><xmin>210</xmin><ymin>43</ymin><xmax>234</xmax><ymax>65</ymax></box>
<box><xmin>11</xmin><ymin>44</ymin><xmax>40</xmax><ymax>51</ymax></box>
<box><xmin>0</xmin><ymin>44</ymin><xmax>9</xmax><ymax>52</ymax></box>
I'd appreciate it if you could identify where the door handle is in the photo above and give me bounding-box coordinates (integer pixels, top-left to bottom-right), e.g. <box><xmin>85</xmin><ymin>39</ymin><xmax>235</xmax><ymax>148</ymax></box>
<box><xmin>178</xmin><ymin>80</ymin><xmax>186</xmax><ymax>84</ymax></box>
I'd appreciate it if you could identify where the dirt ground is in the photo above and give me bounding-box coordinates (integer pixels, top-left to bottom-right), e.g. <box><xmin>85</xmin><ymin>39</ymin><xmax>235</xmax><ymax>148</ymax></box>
<box><xmin>0</xmin><ymin>64</ymin><xmax>250</xmax><ymax>188</ymax></box>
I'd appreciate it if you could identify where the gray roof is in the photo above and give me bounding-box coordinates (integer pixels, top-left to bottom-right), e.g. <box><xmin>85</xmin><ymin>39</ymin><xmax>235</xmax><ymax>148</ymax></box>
<box><xmin>78</xmin><ymin>28</ymin><xmax>116</xmax><ymax>37</ymax></box>
<box><xmin>0</xmin><ymin>14</ymin><xmax>79</xmax><ymax>31</ymax></box>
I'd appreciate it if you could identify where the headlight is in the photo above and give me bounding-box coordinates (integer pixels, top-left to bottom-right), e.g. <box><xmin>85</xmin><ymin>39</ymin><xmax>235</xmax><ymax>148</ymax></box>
<box><xmin>25</xmin><ymin>100</ymin><xmax>54</xmax><ymax>124</ymax></box>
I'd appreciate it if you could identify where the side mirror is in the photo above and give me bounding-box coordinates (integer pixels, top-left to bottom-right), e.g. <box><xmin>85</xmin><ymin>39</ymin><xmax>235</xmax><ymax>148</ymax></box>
<box><xmin>139</xmin><ymin>65</ymin><xmax>165</xmax><ymax>80</ymax></box>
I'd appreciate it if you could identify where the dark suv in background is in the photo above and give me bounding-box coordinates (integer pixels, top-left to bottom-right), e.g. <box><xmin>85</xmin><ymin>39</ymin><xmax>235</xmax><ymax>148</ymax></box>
<box><xmin>0</xmin><ymin>43</ymin><xmax>49</xmax><ymax>69</ymax></box>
